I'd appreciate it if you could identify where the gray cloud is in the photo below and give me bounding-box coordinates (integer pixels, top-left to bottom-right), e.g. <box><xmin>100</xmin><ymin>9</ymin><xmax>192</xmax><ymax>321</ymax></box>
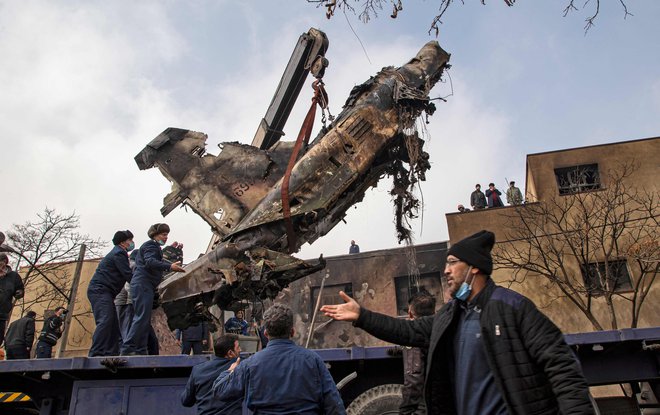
<box><xmin>2</xmin><ymin>1</ymin><xmax>658</xmax><ymax>265</ymax></box>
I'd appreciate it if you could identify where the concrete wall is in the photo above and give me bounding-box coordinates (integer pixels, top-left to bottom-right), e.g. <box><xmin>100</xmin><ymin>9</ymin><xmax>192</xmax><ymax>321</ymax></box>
<box><xmin>525</xmin><ymin>136</ymin><xmax>660</xmax><ymax>202</ymax></box>
<box><xmin>279</xmin><ymin>242</ymin><xmax>448</xmax><ymax>349</ymax></box>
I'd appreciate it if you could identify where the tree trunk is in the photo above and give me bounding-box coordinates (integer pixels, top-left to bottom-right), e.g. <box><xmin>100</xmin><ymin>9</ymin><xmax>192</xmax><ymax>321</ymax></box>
<box><xmin>605</xmin><ymin>294</ymin><xmax>618</xmax><ymax>330</ymax></box>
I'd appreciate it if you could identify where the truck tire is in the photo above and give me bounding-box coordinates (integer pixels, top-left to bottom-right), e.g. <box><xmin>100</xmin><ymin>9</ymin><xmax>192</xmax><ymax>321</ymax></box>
<box><xmin>347</xmin><ymin>383</ymin><xmax>403</xmax><ymax>415</ymax></box>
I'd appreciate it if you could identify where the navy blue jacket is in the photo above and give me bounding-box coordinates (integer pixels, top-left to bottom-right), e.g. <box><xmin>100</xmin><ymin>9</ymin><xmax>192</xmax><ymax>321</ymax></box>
<box><xmin>175</xmin><ymin>322</ymin><xmax>209</xmax><ymax>342</ymax></box>
<box><xmin>213</xmin><ymin>339</ymin><xmax>345</xmax><ymax>414</ymax></box>
<box><xmin>89</xmin><ymin>245</ymin><xmax>133</xmax><ymax>295</ymax></box>
<box><xmin>182</xmin><ymin>356</ymin><xmax>241</xmax><ymax>415</ymax></box>
<box><xmin>133</xmin><ymin>240</ymin><xmax>172</xmax><ymax>288</ymax></box>
<box><xmin>485</xmin><ymin>188</ymin><xmax>504</xmax><ymax>208</ymax></box>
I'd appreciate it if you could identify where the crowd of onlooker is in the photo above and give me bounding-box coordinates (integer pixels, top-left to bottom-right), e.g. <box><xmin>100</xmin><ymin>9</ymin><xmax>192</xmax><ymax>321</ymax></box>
<box><xmin>1</xmin><ymin>252</ymin><xmax>69</xmax><ymax>360</ymax></box>
<box><xmin>457</xmin><ymin>181</ymin><xmax>523</xmax><ymax>213</ymax></box>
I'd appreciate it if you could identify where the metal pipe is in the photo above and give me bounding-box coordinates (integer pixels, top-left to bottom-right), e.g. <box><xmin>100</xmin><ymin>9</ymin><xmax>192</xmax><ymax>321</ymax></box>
<box><xmin>305</xmin><ymin>270</ymin><xmax>329</xmax><ymax>348</ymax></box>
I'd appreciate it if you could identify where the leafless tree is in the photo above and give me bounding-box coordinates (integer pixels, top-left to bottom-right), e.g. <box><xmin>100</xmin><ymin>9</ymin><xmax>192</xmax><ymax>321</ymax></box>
<box><xmin>492</xmin><ymin>162</ymin><xmax>658</xmax><ymax>330</ymax></box>
<box><xmin>310</xmin><ymin>0</ymin><xmax>632</xmax><ymax>35</ymax></box>
<box><xmin>5</xmin><ymin>208</ymin><xmax>104</xmax><ymax>344</ymax></box>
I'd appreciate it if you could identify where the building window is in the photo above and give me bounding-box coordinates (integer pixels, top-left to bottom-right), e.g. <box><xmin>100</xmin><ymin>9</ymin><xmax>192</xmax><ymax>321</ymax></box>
<box><xmin>554</xmin><ymin>163</ymin><xmax>601</xmax><ymax>195</ymax></box>
<box><xmin>581</xmin><ymin>259</ymin><xmax>633</xmax><ymax>296</ymax></box>
<box><xmin>310</xmin><ymin>283</ymin><xmax>352</xmax><ymax>322</ymax></box>
<box><xmin>394</xmin><ymin>272</ymin><xmax>443</xmax><ymax>316</ymax></box>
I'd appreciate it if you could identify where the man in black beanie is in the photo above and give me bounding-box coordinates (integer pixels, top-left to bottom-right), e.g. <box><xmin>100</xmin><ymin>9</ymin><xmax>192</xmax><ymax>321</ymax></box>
<box><xmin>87</xmin><ymin>230</ymin><xmax>135</xmax><ymax>356</ymax></box>
<box><xmin>321</xmin><ymin>230</ymin><xmax>593</xmax><ymax>415</ymax></box>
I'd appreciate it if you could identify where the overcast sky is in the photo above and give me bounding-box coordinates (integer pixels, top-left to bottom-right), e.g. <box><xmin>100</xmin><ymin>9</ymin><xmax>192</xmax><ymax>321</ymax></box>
<box><xmin>2</xmin><ymin>1</ymin><xmax>659</xmax><ymax>263</ymax></box>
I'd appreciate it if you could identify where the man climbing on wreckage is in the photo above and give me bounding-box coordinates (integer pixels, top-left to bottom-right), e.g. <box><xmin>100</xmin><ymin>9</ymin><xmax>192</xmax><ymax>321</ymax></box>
<box><xmin>321</xmin><ymin>230</ymin><xmax>593</xmax><ymax>415</ymax></box>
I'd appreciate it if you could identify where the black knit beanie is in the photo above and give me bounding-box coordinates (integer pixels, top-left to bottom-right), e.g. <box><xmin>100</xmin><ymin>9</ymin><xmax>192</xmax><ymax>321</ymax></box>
<box><xmin>447</xmin><ymin>230</ymin><xmax>495</xmax><ymax>275</ymax></box>
<box><xmin>112</xmin><ymin>230</ymin><xmax>134</xmax><ymax>246</ymax></box>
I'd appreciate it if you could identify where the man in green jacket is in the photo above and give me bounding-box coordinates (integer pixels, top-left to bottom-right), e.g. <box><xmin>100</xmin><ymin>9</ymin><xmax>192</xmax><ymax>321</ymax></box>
<box><xmin>506</xmin><ymin>181</ymin><xmax>523</xmax><ymax>205</ymax></box>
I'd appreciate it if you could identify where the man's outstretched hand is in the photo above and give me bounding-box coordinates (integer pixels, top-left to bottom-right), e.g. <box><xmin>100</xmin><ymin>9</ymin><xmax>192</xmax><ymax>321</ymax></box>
<box><xmin>320</xmin><ymin>291</ymin><xmax>361</xmax><ymax>322</ymax></box>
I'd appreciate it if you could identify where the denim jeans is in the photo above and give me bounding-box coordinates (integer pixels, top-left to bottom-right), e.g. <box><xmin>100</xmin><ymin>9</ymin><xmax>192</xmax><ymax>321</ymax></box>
<box><xmin>36</xmin><ymin>341</ymin><xmax>53</xmax><ymax>358</ymax></box>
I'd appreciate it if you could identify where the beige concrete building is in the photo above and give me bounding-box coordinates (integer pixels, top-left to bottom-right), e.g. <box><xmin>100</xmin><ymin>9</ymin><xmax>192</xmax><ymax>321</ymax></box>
<box><xmin>446</xmin><ymin>136</ymin><xmax>660</xmax><ymax>333</ymax></box>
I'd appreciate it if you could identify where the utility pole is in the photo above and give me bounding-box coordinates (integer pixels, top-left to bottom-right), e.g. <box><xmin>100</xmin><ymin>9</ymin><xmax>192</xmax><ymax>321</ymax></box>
<box><xmin>57</xmin><ymin>244</ymin><xmax>86</xmax><ymax>358</ymax></box>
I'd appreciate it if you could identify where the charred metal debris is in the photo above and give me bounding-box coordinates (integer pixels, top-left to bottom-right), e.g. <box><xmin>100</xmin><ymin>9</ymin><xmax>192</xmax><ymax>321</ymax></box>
<box><xmin>134</xmin><ymin>35</ymin><xmax>451</xmax><ymax>329</ymax></box>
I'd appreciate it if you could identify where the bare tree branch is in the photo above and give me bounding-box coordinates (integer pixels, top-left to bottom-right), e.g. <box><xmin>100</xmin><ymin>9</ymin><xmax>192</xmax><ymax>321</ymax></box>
<box><xmin>493</xmin><ymin>161</ymin><xmax>658</xmax><ymax>330</ymax></box>
<box><xmin>5</xmin><ymin>207</ymin><xmax>104</xmax><ymax>320</ymax></box>
<box><xmin>309</xmin><ymin>0</ymin><xmax>631</xmax><ymax>35</ymax></box>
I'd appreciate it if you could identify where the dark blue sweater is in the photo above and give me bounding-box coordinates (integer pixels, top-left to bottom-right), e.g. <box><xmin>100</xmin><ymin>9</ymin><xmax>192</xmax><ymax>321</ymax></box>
<box><xmin>133</xmin><ymin>240</ymin><xmax>172</xmax><ymax>288</ymax></box>
<box><xmin>89</xmin><ymin>245</ymin><xmax>133</xmax><ymax>295</ymax></box>
<box><xmin>175</xmin><ymin>322</ymin><xmax>209</xmax><ymax>342</ymax></box>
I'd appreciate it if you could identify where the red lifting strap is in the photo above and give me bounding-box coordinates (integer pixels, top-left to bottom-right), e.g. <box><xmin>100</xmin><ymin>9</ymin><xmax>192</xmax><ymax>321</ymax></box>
<box><xmin>281</xmin><ymin>80</ymin><xmax>327</xmax><ymax>253</ymax></box>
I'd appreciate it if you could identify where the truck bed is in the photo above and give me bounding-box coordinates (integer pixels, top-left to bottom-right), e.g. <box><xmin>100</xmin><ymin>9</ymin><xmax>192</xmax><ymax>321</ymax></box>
<box><xmin>1</xmin><ymin>327</ymin><xmax>658</xmax><ymax>414</ymax></box>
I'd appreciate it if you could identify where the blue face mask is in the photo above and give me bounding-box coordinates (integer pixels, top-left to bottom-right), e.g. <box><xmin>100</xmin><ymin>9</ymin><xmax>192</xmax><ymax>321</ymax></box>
<box><xmin>453</xmin><ymin>266</ymin><xmax>474</xmax><ymax>301</ymax></box>
<box><xmin>157</xmin><ymin>239</ymin><xmax>166</xmax><ymax>246</ymax></box>
<box><xmin>127</xmin><ymin>241</ymin><xmax>135</xmax><ymax>251</ymax></box>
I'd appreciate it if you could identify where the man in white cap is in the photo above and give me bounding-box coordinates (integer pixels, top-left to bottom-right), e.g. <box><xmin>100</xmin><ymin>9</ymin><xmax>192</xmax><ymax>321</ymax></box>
<box><xmin>87</xmin><ymin>230</ymin><xmax>135</xmax><ymax>356</ymax></box>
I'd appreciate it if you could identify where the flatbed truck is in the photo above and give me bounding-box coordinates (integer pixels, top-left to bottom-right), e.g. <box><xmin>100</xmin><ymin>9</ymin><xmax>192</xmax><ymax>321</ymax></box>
<box><xmin>1</xmin><ymin>326</ymin><xmax>658</xmax><ymax>415</ymax></box>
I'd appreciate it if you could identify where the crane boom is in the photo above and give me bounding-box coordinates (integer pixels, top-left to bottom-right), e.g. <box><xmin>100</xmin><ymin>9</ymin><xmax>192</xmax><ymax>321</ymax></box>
<box><xmin>251</xmin><ymin>28</ymin><xmax>328</xmax><ymax>150</ymax></box>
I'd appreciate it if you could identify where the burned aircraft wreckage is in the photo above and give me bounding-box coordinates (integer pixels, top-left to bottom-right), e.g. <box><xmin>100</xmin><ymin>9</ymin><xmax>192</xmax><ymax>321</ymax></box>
<box><xmin>135</xmin><ymin>29</ymin><xmax>450</xmax><ymax>329</ymax></box>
